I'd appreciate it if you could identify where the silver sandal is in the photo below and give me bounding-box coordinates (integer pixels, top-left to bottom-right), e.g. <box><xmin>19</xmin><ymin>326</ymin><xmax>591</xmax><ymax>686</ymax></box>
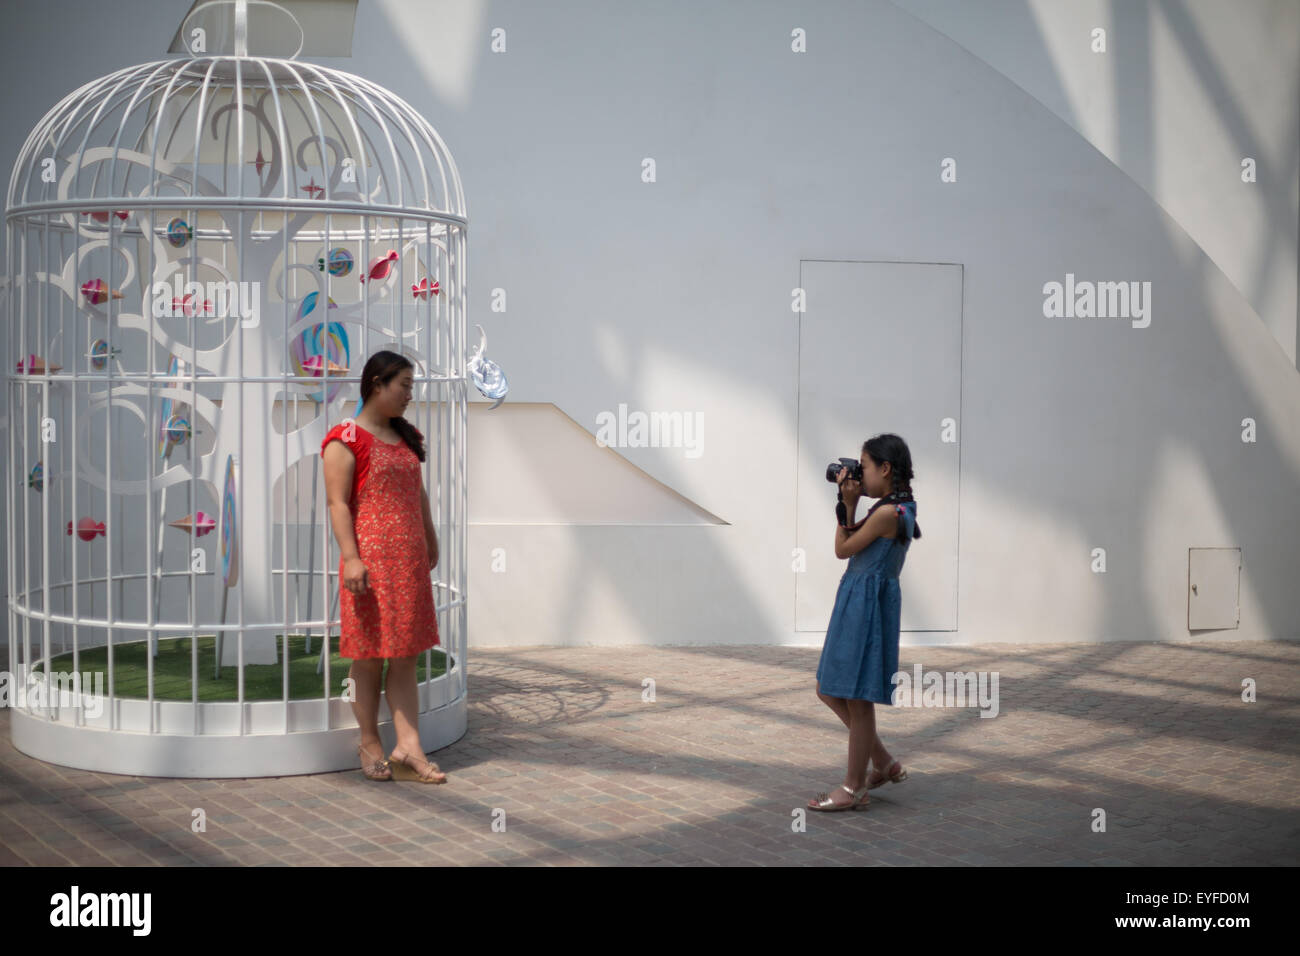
<box><xmin>808</xmin><ymin>783</ymin><xmax>870</xmax><ymax>812</ymax></box>
<box><xmin>868</xmin><ymin>760</ymin><xmax>909</xmax><ymax>790</ymax></box>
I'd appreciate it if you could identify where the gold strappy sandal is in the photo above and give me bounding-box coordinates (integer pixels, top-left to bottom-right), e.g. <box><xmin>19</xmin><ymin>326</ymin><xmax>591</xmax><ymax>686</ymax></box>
<box><xmin>357</xmin><ymin>743</ymin><xmax>392</xmax><ymax>781</ymax></box>
<box><xmin>808</xmin><ymin>784</ymin><xmax>870</xmax><ymax>812</ymax></box>
<box><xmin>388</xmin><ymin>750</ymin><xmax>448</xmax><ymax>784</ymax></box>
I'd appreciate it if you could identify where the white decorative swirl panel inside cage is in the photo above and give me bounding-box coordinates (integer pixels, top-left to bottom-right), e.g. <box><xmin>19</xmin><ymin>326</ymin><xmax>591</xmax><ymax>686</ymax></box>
<box><xmin>3</xmin><ymin>0</ymin><xmax>477</xmax><ymax>776</ymax></box>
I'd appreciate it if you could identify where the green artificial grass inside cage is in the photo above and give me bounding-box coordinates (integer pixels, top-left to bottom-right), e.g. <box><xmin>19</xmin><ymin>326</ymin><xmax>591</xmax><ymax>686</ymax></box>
<box><xmin>35</xmin><ymin>635</ymin><xmax>448</xmax><ymax>702</ymax></box>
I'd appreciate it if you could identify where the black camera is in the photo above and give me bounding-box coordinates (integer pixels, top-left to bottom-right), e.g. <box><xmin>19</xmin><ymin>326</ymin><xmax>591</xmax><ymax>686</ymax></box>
<box><xmin>825</xmin><ymin>457</ymin><xmax>862</xmax><ymax>483</ymax></box>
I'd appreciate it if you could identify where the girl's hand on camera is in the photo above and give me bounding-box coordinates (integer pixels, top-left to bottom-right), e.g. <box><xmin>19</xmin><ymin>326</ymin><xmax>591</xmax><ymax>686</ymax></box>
<box><xmin>343</xmin><ymin>557</ymin><xmax>369</xmax><ymax>595</ymax></box>
<box><xmin>837</xmin><ymin>467</ymin><xmax>861</xmax><ymax>505</ymax></box>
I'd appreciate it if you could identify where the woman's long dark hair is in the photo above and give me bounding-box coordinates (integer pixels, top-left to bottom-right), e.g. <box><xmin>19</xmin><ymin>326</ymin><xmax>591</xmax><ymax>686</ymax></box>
<box><xmin>359</xmin><ymin>350</ymin><xmax>425</xmax><ymax>462</ymax></box>
<box><xmin>863</xmin><ymin>433</ymin><xmax>921</xmax><ymax>538</ymax></box>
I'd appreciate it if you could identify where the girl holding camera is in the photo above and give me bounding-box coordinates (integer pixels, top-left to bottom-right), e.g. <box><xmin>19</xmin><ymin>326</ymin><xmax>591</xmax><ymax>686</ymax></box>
<box><xmin>808</xmin><ymin>433</ymin><xmax>921</xmax><ymax>811</ymax></box>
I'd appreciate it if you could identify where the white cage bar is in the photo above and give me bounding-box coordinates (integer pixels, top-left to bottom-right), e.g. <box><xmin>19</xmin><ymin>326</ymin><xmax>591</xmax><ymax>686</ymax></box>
<box><xmin>3</xmin><ymin>1</ymin><xmax>469</xmax><ymax>776</ymax></box>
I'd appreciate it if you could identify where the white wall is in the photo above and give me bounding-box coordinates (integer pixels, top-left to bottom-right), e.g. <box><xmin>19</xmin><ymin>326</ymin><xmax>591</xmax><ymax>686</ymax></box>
<box><xmin>894</xmin><ymin>0</ymin><xmax>1300</xmax><ymax>364</ymax></box>
<box><xmin>3</xmin><ymin>0</ymin><xmax>1298</xmax><ymax>650</ymax></box>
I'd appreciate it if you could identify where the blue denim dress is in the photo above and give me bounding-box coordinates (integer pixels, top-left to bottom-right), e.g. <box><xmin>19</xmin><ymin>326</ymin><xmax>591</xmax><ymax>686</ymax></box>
<box><xmin>815</xmin><ymin>500</ymin><xmax>918</xmax><ymax>702</ymax></box>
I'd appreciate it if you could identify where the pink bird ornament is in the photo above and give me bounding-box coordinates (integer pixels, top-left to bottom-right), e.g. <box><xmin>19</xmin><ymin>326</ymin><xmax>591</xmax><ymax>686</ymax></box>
<box><xmin>360</xmin><ymin>250</ymin><xmax>398</xmax><ymax>284</ymax></box>
<box><xmin>168</xmin><ymin>511</ymin><xmax>216</xmax><ymax>537</ymax></box>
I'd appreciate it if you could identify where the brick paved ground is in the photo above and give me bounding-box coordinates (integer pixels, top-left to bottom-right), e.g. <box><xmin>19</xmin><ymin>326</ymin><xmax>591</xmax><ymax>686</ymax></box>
<box><xmin>2</xmin><ymin>641</ymin><xmax>1297</xmax><ymax>866</ymax></box>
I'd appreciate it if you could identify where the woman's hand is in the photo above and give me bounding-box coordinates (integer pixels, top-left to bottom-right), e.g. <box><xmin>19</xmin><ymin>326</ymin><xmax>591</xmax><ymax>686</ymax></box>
<box><xmin>343</xmin><ymin>557</ymin><xmax>369</xmax><ymax>595</ymax></box>
<box><xmin>837</xmin><ymin>467</ymin><xmax>862</xmax><ymax>512</ymax></box>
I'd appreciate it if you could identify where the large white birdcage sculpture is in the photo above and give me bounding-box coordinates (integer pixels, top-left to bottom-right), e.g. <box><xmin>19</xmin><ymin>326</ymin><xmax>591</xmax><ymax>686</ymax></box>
<box><xmin>3</xmin><ymin>1</ymin><xmax>480</xmax><ymax>776</ymax></box>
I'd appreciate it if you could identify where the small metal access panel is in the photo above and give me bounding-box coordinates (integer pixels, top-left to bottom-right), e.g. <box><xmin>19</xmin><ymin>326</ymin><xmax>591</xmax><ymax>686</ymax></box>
<box><xmin>1188</xmin><ymin>547</ymin><xmax>1242</xmax><ymax>631</ymax></box>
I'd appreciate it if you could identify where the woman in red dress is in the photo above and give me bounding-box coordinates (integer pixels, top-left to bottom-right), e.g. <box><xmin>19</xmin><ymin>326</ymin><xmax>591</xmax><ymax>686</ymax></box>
<box><xmin>321</xmin><ymin>350</ymin><xmax>446</xmax><ymax>783</ymax></box>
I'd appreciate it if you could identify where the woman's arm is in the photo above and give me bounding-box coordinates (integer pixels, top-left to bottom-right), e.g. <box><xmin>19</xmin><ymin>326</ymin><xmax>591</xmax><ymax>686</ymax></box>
<box><xmin>421</xmin><ymin>476</ymin><xmax>438</xmax><ymax>570</ymax></box>
<box><xmin>323</xmin><ymin>441</ymin><xmax>367</xmax><ymax>592</ymax></box>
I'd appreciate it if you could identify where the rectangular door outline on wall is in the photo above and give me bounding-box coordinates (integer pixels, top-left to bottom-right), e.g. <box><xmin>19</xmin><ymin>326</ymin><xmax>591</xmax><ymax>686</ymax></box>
<box><xmin>795</xmin><ymin>260</ymin><xmax>962</xmax><ymax>633</ymax></box>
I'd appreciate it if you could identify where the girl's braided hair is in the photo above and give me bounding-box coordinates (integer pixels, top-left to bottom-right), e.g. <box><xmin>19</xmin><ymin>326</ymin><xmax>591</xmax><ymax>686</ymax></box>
<box><xmin>862</xmin><ymin>433</ymin><xmax>921</xmax><ymax>538</ymax></box>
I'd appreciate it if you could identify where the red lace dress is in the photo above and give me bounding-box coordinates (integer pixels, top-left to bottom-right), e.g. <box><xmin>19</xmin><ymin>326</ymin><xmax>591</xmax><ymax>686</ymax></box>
<box><xmin>320</xmin><ymin>423</ymin><xmax>440</xmax><ymax>659</ymax></box>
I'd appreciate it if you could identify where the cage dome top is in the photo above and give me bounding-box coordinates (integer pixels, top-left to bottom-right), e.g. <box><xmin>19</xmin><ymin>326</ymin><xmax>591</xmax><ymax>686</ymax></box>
<box><xmin>7</xmin><ymin>0</ymin><xmax>464</xmax><ymax>222</ymax></box>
